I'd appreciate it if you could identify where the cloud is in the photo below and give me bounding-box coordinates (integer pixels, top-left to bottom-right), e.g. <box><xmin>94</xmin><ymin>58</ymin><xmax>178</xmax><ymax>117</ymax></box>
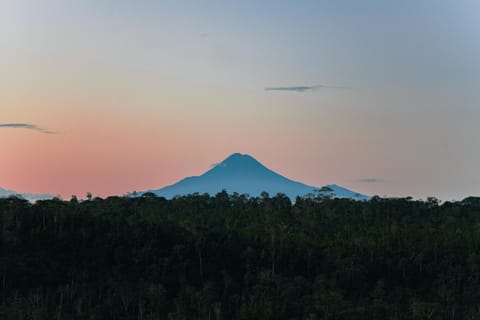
<box><xmin>0</xmin><ymin>123</ymin><xmax>56</xmax><ymax>134</ymax></box>
<box><xmin>210</xmin><ymin>162</ymin><xmax>227</xmax><ymax>169</ymax></box>
<box><xmin>353</xmin><ymin>178</ymin><xmax>386</xmax><ymax>183</ymax></box>
<box><xmin>264</xmin><ymin>85</ymin><xmax>350</xmax><ymax>92</ymax></box>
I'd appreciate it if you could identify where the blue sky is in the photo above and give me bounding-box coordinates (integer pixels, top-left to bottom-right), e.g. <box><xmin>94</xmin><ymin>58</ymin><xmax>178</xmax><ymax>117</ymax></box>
<box><xmin>1</xmin><ymin>0</ymin><xmax>479</xmax><ymax>199</ymax></box>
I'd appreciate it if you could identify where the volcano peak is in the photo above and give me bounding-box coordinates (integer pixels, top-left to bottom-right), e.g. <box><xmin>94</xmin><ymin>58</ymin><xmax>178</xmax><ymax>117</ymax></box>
<box><xmin>143</xmin><ymin>153</ymin><xmax>369</xmax><ymax>201</ymax></box>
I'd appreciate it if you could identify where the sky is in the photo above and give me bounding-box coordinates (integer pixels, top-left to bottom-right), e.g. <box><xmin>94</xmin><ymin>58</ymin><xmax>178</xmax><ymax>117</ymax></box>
<box><xmin>1</xmin><ymin>0</ymin><xmax>479</xmax><ymax>200</ymax></box>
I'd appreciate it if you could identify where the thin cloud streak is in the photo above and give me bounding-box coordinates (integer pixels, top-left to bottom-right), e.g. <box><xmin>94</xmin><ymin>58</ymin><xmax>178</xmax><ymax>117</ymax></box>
<box><xmin>353</xmin><ymin>178</ymin><xmax>386</xmax><ymax>183</ymax></box>
<box><xmin>264</xmin><ymin>85</ymin><xmax>351</xmax><ymax>92</ymax></box>
<box><xmin>0</xmin><ymin>123</ymin><xmax>56</xmax><ymax>134</ymax></box>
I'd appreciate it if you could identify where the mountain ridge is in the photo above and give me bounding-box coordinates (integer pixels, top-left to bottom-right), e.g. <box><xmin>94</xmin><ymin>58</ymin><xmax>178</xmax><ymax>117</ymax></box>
<box><xmin>0</xmin><ymin>186</ymin><xmax>55</xmax><ymax>202</ymax></box>
<box><xmin>143</xmin><ymin>153</ymin><xmax>369</xmax><ymax>201</ymax></box>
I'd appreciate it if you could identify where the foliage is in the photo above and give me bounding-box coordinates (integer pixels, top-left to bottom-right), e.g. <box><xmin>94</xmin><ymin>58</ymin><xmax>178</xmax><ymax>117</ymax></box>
<box><xmin>1</xmin><ymin>193</ymin><xmax>480</xmax><ymax>319</ymax></box>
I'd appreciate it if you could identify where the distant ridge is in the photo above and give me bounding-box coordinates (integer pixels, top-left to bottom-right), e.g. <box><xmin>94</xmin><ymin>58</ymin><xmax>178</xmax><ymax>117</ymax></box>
<box><xmin>142</xmin><ymin>153</ymin><xmax>369</xmax><ymax>201</ymax></box>
<box><xmin>0</xmin><ymin>186</ymin><xmax>55</xmax><ymax>202</ymax></box>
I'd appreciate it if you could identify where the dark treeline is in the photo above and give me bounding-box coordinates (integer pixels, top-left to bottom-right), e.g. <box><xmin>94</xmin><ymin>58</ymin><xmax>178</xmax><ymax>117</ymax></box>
<box><xmin>1</xmin><ymin>192</ymin><xmax>480</xmax><ymax>319</ymax></box>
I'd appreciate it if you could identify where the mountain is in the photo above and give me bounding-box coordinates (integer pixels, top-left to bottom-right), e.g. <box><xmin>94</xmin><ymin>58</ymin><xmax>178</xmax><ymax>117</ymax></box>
<box><xmin>0</xmin><ymin>186</ymin><xmax>55</xmax><ymax>202</ymax></box>
<box><xmin>143</xmin><ymin>153</ymin><xmax>369</xmax><ymax>201</ymax></box>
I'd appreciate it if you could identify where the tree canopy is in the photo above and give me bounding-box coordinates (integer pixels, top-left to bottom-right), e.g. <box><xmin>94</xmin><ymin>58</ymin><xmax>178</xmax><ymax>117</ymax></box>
<box><xmin>1</xmin><ymin>193</ymin><xmax>480</xmax><ymax>319</ymax></box>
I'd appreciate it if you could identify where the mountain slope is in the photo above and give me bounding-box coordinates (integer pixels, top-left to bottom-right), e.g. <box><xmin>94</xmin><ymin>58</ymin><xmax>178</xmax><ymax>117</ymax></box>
<box><xmin>145</xmin><ymin>153</ymin><xmax>369</xmax><ymax>200</ymax></box>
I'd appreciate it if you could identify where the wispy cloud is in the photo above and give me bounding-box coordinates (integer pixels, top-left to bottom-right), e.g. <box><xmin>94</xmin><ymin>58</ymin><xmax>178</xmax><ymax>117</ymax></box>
<box><xmin>264</xmin><ymin>84</ymin><xmax>350</xmax><ymax>92</ymax></box>
<box><xmin>353</xmin><ymin>178</ymin><xmax>386</xmax><ymax>184</ymax></box>
<box><xmin>0</xmin><ymin>123</ymin><xmax>56</xmax><ymax>134</ymax></box>
<box><xmin>210</xmin><ymin>162</ymin><xmax>227</xmax><ymax>169</ymax></box>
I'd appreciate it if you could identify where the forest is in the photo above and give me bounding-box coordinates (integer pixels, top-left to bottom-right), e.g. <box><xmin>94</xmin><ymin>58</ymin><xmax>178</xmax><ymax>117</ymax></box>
<box><xmin>1</xmin><ymin>192</ymin><xmax>480</xmax><ymax>319</ymax></box>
